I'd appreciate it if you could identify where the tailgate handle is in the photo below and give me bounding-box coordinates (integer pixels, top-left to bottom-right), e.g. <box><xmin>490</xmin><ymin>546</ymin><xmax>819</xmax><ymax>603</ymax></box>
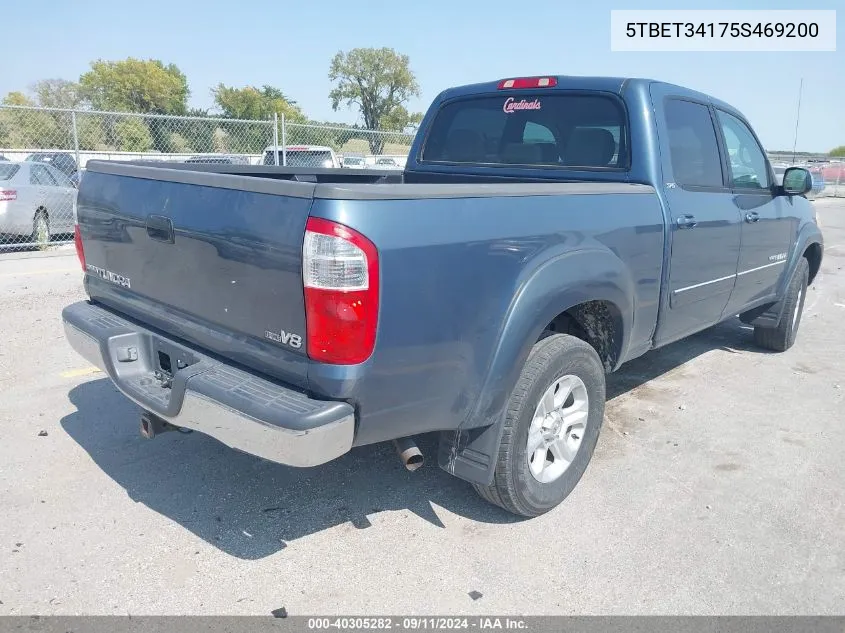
<box><xmin>146</xmin><ymin>215</ymin><xmax>175</xmax><ymax>244</ymax></box>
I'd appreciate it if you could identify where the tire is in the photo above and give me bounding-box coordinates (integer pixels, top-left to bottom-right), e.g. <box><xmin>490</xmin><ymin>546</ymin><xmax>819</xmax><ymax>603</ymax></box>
<box><xmin>32</xmin><ymin>210</ymin><xmax>50</xmax><ymax>250</ymax></box>
<box><xmin>753</xmin><ymin>257</ymin><xmax>809</xmax><ymax>352</ymax></box>
<box><xmin>473</xmin><ymin>333</ymin><xmax>606</xmax><ymax>517</ymax></box>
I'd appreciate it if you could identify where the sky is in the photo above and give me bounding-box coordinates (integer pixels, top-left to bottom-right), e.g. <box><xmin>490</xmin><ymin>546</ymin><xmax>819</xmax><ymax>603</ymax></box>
<box><xmin>1</xmin><ymin>0</ymin><xmax>842</xmax><ymax>152</ymax></box>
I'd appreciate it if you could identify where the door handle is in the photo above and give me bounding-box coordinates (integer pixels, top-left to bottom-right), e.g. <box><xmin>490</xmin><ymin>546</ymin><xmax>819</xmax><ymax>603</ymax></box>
<box><xmin>676</xmin><ymin>214</ymin><xmax>697</xmax><ymax>229</ymax></box>
<box><xmin>745</xmin><ymin>212</ymin><xmax>760</xmax><ymax>223</ymax></box>
<box><xmin>145</xmin><ymin>214</ymin><xmax>175</xmax><ymax>244</ymax></box>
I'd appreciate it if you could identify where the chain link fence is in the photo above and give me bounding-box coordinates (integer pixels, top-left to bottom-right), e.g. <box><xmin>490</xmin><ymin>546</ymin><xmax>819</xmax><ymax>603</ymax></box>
<box><xmin>0</xmin><ymin>104</ymin><xmax>415</xmax><ymax>249</ymax></box>
<box><xmin>1</xmin><ymin>103</ymin><xmax>841</xmax><ymax>250</ymax></box>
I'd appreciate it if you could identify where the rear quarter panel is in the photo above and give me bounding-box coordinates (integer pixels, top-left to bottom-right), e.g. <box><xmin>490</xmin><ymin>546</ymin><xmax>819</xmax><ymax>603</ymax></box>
<box><xmin>309</xmin><ymin>188</ymin><xmax>664</xmax><ymax>445</ymax></box>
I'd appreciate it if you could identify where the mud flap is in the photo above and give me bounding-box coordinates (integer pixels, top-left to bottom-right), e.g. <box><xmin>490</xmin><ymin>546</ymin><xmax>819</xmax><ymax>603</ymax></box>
<box><xmin>738</xmin><ymin>299</ymin><xmax>783</xmax><ymax>328</ymax></box>
<box><xmin>437</xmin><ymin>421</ymin><xmax>504</xmax><ymax>486</ymax></box>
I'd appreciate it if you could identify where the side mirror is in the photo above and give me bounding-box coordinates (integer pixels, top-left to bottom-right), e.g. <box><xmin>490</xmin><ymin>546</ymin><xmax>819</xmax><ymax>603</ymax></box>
<box><xmin>782</xmin><ymin>167</ymin><xmax>812</xmax><ymax>195</ymax></box>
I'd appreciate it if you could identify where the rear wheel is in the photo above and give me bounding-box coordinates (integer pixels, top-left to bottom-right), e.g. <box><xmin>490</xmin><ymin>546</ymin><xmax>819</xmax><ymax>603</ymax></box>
<box><xmin>753</xmin><ymin>257</ymin><xmax>809</xmax><ymax>352</ymax></box>
<box><xmin>473</xmin><ymin>333</ymin><xmax>606</xmax><ymax>517</ymax></box>
<box><xmin>32</xmin><ymin>210</ymin><xmax>50</xmax><ymax>250</ymax></box>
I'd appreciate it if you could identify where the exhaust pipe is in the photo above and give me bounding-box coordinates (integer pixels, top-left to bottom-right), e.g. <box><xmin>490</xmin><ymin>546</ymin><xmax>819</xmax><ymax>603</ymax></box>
<box><xmin>393</xmin><ymin>437</ymin><xmax>424</xmax><ymax>471</ymax></box>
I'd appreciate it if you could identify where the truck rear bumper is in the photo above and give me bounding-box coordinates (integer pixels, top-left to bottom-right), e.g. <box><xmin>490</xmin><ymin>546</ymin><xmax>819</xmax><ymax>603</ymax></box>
<box><xmin>61</xmin><ymin>300</ymin><xmax>355</xmax><ymax>467</ymax></box>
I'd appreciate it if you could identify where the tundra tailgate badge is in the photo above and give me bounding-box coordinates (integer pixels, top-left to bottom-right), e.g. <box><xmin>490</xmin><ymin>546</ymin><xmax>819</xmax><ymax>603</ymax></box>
<box><xmin>86</xmin><ymin>264</ymin><xmax>131</xmax><ymax>289</ymax></box>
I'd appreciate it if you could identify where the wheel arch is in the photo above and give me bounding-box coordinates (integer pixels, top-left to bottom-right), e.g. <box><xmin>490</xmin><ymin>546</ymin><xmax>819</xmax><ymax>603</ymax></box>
<box><xmin>438</xmin><ymin>247</ymin><xmax>635</xmax><ymax>486</ymax></box>
<box><xmin>740</xmin><ymin>225</ymin><xmax>822</xmax><ymax>329</ymax></box>
<box><xmin>804</xmin><ymin>241</ymin><xmax>822</xmax><ymax>285</ymax></box>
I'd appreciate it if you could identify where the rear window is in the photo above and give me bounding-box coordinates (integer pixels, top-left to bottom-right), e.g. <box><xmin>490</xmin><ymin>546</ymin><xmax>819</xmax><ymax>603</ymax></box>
<box><xmin>421</xmin><ymin>93</ymin><xmax>628</xmax><ymax>169</ymax></box>
<box><xmin>0</xmin><ymin>164</ymin><xmax>20</xmax><ymax>180</ymax></box>
<box><xmin>264</xmin><ymin>150</ymin><xmax>334</xmax><ymax>167</ymax></box>
<box><xmin>47</xmin><ymin>165</ymin><xmax>74</xmax><ymax>187</ymax></box>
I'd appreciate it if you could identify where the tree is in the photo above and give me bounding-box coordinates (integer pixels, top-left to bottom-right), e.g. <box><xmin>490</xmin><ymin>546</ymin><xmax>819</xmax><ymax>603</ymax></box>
<box><xmin>76</xmin><ymin>115</ymin><xmax>107</xmax><ymax>150</ymax></box>
<box><xmin>0</xmin><ymin>92</ymin><xmax>68</xmax><ymax>149</ymax></box>
<box><xmin>378</xmin><ymin>105</ymin><xmax>423</xmax><ymax>133</ymax></box>
<box><xmin>79</xmin><ymin>58</ymin><xmax>189</xmax><ymax>153</ymax></box>
<box><xmin>31</xmin><ymin>79</ymin><xmax>84</xmax><ymax>109</ymax></box>
<box><xmin>212</xmin><ymin>84</ymin><xmax>305</xmax><ymax>122</ymax></box>
<box><xmin>276</xmin><ymin>118</ymin><xmax>339</xmax><ymax>150</ymax></box>
<box><xmin>79</xmin><ymin>58</ymin><xmax>189</xmax><ymax>114</ymax></box>
<box><xmin>3</xmin><ymin>91</ymin><xmax>34</xmax><ymax>106</ymax></box>
<box><xmin>27</xmin><ymin>80</ymin><xmax>82</xmax><ymax>150</ymax></box>
<box><xmin>212</xmin><ymin>84</ymin><xmax>305</xmax><ymax>152</ymax></box>
<box><xmin>830</xmin><ymin>146</ymin><xmax>845</xmax><ymax>157</ymax></box>
<box><xmin>114</xmin><ymin>117</ymin><xmax>153</xmax><ymax>151</ymax></box>
<box><xmin>328</xmin><ymin>47</ymin><xmax>421</xmax><ymax>153</ymax></box>
<box><xmin>178</xmin><ymin>107</ymin><xmax>217</xmax><ymax>153</ymax></box>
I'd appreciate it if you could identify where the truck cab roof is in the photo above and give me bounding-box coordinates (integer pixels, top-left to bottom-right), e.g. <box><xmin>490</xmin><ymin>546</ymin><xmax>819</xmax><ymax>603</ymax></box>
<box><xmin>404</xmin><ymin>74</ymin><xmax>752</xmax><ymax>185</ymax></box>
<box><xmin>435</xmin><ymin>75</ymin><xmax>745</xmax><ymax>120</ymax></box>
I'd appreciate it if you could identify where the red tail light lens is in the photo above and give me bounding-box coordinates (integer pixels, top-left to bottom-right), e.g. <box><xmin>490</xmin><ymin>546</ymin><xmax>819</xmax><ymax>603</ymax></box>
<box><xmin>303</xmin><ymin>217</ymin><xmax>379</xmax><ymax>364</ymax></box>
<box><xmin>74</xmin><ymin>225</ymin><xmax>86</xmax><ymax>271</ymax></box>
<box><xmin>0</xmin><ymin>189</ymin><xmax>17</xmax><ymax>201</ymax></box>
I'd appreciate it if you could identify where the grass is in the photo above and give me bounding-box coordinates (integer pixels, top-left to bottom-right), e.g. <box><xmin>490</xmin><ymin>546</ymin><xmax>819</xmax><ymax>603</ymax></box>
<box><xmin>338</xmin><ymin>139</ymin><xmax>411</xmax><ymax>156</ymax></box>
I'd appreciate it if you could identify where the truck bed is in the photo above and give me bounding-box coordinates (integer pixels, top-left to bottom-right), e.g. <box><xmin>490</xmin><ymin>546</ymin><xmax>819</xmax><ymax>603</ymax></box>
<box><xmin>77</xmin><ymin>160</ymin><xmax>662</xmax><ymax>445</ymax></box>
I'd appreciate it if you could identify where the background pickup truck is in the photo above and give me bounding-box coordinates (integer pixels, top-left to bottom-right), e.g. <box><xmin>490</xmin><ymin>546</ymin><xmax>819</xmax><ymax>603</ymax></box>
<box><xmin>63</xmin><ymin>75</ymin><xmax>823</xmax><ymax>517</ymax></box>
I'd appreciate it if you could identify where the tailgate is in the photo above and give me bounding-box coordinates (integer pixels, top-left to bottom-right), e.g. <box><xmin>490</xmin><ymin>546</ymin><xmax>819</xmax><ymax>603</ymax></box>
<box><xmin>76</xmin><ymin>162</ymin><xmax>315</xmax><ymax>387</ymax></box>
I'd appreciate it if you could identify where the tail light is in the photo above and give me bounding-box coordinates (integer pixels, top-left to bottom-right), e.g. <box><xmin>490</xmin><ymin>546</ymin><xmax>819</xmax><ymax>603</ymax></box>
<box><xmin>74</xmin><ymin>225</ymin><xmax>86</xmax><ymax>271</ymax></box>
<box><xmin>303</xmin><ymin>217</ymin><xmax>379</xmax><ymax>364</ymax></box>
<box><xmin>0</xmin><ymin>189</ymin><xmax>17</xmax><ymax>201</ymax></box>
<box><xmin>497</xmin><ymin>77</ymin><xmax>558</xmax><ymax>89</ymax></box>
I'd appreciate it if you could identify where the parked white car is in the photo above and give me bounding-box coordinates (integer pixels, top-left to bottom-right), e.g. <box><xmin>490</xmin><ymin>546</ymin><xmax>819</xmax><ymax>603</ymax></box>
<box><xmin>261</xmin><ymin>145</ymin><xmax>341</xmax><ymax>168</ymax></box>
<box><xmin>364</xmin><ymin>155</ymin><xmax>406</xmax><ymax>170</ymax></box>
<box><xmin>0</xmin><ymin>162</ymin><xmax>77</xmax><ymax>245</ymax></box>
<box><xmin>342</xmin><ymin>154</ymin><xmax>366</xmax><ymax>169</ymax></box>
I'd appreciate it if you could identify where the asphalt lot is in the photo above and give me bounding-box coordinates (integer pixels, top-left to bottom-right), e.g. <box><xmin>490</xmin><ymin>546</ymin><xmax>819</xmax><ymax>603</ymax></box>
<box><xmin>0</xmin><ymin>200</ymin><xmax>843</xmax><ymax>616</ymax></box>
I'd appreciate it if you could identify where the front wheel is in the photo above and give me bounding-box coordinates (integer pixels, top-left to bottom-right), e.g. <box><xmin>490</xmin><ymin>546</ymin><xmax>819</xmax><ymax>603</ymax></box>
<box><xmin>473</xmin><ymin>333</ymin><xmax>606</xmax><ymax>517</ymax></box>
<box><xmin>753</xmin><ymin>257</ymin><xmax>809</xmax><ymax>352</ymax></box>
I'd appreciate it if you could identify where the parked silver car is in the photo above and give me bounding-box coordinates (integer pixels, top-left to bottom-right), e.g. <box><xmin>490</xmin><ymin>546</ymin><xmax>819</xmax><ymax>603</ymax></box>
<box><xmin>0</xmin><ymin>162</ymin><xmax>77</xmax><ymax>245</ymax></box>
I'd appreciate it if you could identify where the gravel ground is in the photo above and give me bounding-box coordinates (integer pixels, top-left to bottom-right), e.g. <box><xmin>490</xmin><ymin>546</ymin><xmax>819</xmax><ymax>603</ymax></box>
<box><xmin>0</xmin><ymin>199</ymin><xmax>843</xmax><ymax>616</ymax></box>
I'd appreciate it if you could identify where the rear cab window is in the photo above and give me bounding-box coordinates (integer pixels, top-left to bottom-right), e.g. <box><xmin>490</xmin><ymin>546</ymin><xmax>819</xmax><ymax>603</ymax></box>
<box><xmin>420</xmin><ymin>92</ymin><xmax>628</xmax><ymax>170</ymax></box>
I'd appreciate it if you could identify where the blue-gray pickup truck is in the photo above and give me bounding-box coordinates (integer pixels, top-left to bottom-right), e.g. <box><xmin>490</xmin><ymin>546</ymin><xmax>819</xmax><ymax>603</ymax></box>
<box><xmin>62</xmin><ymin>75</ymin><xmax>823</xmax><ymax>517</ymax></box>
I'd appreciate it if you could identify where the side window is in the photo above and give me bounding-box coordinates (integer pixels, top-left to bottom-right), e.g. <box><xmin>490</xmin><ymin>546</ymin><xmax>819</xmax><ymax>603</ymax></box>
<box><xmin>716</xmin><ymin>110</ymin><xmax>770</xmax><ymax>190</ymax></box>
<box><xmin>664</xmin><ymin>99</ymin><xmax>724</xmax><ymax>189</ymax></box>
